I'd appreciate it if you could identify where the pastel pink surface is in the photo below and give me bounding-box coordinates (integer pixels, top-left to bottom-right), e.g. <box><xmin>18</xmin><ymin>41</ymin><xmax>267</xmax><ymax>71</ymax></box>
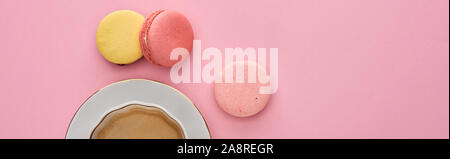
<box><xmin>142</xmin><ymin>10</ymin><xmax>194</xmax><ymax>67</ymax></box>
<box><xmin>0</xmin><ymin>0</ymin><xmax>448</xmax><ymax>139</ymax></box>
<box><xmin>214</xmin><ymin>61</ymin><xmax>271</xmax><ymax>117</ymax></box>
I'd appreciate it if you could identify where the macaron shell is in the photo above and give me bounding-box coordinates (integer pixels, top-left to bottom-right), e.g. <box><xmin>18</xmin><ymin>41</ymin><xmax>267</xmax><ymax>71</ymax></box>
<box><xmin>139</xmin><ymin>10</ymin><xmax>164</xmax><ymax>65</ymax></box>
<box><xmin>144</xmin><ymin>10</ymin><xmax>194</xmax><ymax>67</ymax></box>
<box><xmin>96</xmin><ymin>10</ymin><xmax>144</xmax><ymax>64</ymax></box>
<box><xmin>214</xmin><ymin>61</ymin><xmax>271</xmax><ymax>117</ymax></box>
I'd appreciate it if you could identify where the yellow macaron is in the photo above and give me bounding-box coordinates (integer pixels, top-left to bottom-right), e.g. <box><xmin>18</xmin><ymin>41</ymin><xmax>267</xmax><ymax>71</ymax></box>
<box><xmin>96</xmin><ymin>10</ymin><xmax>145</xmax><ymax>64</ymax></box>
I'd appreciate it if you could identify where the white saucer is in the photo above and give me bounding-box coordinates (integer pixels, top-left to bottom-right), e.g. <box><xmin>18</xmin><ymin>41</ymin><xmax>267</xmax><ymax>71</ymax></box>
<box><xmin>66</xmin><ymin>79</ymin><xmax>210</xmax><ymax>139</ymax></box>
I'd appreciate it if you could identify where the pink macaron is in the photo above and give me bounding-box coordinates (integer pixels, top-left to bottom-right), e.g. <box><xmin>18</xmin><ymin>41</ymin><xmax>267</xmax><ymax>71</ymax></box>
<box><xmin>214</xmin><ymin>61</ymin><xmax>272</xmax><ymax>117</ymax></box>
<box><xmin>139</xmin><ymin>10</ymin><xmax>194</xmax><ymax>67</ymax></box>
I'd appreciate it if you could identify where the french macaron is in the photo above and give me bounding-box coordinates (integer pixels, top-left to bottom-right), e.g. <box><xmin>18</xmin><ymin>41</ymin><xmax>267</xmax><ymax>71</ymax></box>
<box><xmin>139</xmin><ymin>10</ymin><xmax>194</xmax><ymax>67</ymax></box>
<box><xmin>96</xmin><ymin>10</ymin><xmax>145</xmax><ymax>64</ymax></box>
<box><xmin>214</xmin><ymin>61</ymin><xmax>271</xmax><ymax>117</ymax></box>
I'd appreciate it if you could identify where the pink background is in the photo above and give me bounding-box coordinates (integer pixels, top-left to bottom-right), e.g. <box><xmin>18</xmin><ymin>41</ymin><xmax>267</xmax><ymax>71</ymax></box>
<box><xmin>0</xmin><ymin>0</ymin><xmax>448</xmax><ymax>139</ymax></box>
